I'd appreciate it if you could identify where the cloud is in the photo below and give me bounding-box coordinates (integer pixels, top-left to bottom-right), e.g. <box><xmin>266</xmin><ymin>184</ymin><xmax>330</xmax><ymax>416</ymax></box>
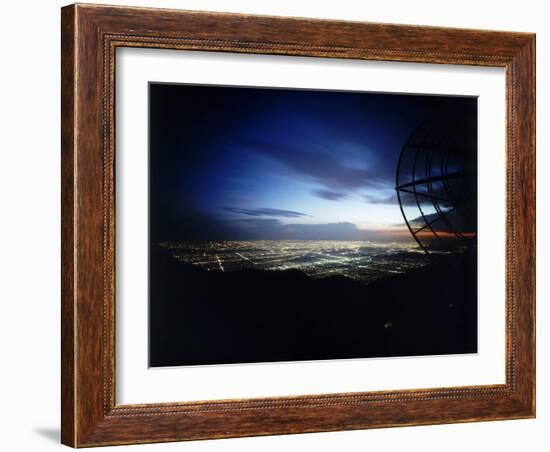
<box><xmin>382</xmin><ymin>190</ymin><xmax>454</xmax><ymax>208</ymax></box>
<box><xmin>237</xmin><ymin>218</ymin><xmax>281</xmax><ymax>226</ymax></box>
<box><xmin>228</xmin><ymin>219</ymin><xmax>413</xmax><ymax>242</ymax></box>
<box><xmin>241</xmin><ymin>138</ymin><xmax>392</xmax><ymax>193</ymax></box>
<box><xmin>223</xmin><ymin>207</ymin><xmax>309</xmax><ymax>218</ymax></box>
<box><xmin>364</xmin><ymin>193</ymin><xmax>398</xmax><ymax>205</ymax></box>
<box><xmin>232</xmin><ymin>220</ymin><xmax>364</xmax><ymax>240</ymax></box>
<box><xmin>407</xmin><ymin>210</ymin><xmax>474</xmax><ymax>234</ymax></box>
<box><xmin>314</xmin><ymin>189</ymin><xmax>347</xmax><ymax>201</ymax></box>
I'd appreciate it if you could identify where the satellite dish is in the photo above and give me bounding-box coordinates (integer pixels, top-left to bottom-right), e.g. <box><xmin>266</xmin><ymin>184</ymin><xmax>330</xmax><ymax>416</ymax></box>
<box><xmin>395</xmin><ymin>114</ymin><xmax>477</xmax><ymax>254</ymax></box>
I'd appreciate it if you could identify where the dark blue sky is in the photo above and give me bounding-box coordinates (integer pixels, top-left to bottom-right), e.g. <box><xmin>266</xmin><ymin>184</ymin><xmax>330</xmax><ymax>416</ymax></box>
<box><xmin>149</xmin><ymin>83</ymin><xmax>476</xmax><ymax>241</ymax></box>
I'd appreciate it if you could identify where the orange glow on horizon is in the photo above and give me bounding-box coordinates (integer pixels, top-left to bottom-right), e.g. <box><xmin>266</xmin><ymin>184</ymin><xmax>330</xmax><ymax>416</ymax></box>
<box><xmin>372</xmin><ymin>227</ymin><xmax>476</xmax><ymax>240</ymax></box>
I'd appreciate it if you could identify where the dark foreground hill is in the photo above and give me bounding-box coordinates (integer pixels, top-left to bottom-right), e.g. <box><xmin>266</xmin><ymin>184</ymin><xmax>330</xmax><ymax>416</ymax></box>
<box><xmin>149</xmin><ymin>246</ymin><xmax>477</xmax><ymax>367</ymax></box>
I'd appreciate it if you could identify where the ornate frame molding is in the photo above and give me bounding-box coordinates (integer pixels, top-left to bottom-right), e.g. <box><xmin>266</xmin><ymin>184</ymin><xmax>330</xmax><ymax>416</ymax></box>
<box><xmin>62</xmin><ymin>4</ymin><xmax>535</xmax><ymax>447</ymax></box>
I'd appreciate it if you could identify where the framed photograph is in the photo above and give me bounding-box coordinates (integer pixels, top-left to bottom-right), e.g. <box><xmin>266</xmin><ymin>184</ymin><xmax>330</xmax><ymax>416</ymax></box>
<box><xmin>61</xmin><ymin>3</ymin><xmax>535</xmax><ymax>447</ymax></box>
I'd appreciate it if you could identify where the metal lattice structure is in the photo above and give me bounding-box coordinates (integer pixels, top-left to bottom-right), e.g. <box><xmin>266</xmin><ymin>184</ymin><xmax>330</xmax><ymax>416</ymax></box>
<box><xmin>395</xmin><ymin>116</ymin><xmax>477</xmax><ymax>254</ymax></box>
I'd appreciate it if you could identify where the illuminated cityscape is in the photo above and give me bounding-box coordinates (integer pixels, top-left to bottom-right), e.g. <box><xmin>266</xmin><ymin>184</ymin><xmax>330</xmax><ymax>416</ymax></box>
<box><xmin>159</xmin><ymin>240</ymin><xmax>431</xmax><ymax>285</ymax></box>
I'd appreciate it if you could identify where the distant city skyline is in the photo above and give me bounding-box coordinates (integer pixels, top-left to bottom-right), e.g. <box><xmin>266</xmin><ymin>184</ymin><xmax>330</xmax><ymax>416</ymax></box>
<box><xmin>149</xmin><ymin>83</ymin><xmax>477</xmax><ymax>242</ymax></box>
<box><xmin>161</xmin><ymin>239</ymin><xmax>429</xmax><ymax>286</ymax></box>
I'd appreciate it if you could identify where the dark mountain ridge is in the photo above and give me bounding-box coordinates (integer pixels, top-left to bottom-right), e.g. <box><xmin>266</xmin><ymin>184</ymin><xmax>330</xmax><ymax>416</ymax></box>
<box><xmin>150</xmin><ymin>247</ymin><xmax>477</xmax><ymax>367</ymax></box>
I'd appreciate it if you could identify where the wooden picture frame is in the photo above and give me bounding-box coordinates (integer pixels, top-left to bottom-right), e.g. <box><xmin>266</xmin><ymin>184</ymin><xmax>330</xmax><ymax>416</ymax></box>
<box><xmin>61</xmin><ymin>3</ymin><xmax>535</xmax><ymax>447</ymax></box>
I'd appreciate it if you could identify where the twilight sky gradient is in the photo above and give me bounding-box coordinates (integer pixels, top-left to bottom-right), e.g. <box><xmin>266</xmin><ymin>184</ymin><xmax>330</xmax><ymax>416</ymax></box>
<box><xmin>149</xmin><ymin>83</ymin><xmax>476</xmax><ymax>242</ymax></box>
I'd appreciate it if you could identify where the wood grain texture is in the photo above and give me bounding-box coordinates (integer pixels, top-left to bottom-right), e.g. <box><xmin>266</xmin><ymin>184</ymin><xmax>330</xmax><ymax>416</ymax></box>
<box><xmin>61</xmin><ymin>3</ymin><xmax>536</xmax><ymax>447</ymax></box>
<box><xmin>61</xmin><ymin>5</ymin><xmax>76</xmax><ymax>447</ymax></box>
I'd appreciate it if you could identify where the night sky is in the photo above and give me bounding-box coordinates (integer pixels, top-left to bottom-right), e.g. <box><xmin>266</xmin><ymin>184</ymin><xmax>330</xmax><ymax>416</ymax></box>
<box><xmin>149</xmin><ymin>83</ymin><xmax>476</xmax><ymax>242</ymax></box>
